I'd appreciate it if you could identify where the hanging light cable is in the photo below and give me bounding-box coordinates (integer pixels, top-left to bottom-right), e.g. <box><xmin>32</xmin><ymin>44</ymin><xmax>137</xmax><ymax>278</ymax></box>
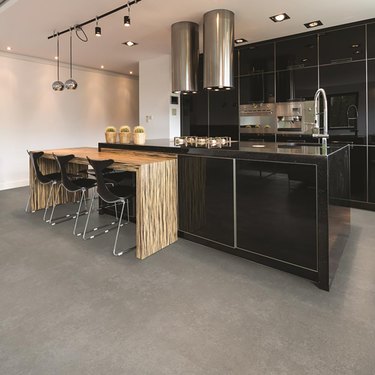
<box><xmin>95</xmin><ymin>17</ymin><xmax>101</xmax><ymax>37</ymax></box>
<box><xmin>52</xmin><ymin>32</ymin><xmax>64</xmax><ymax>91</ymax></box>
<box><xmin>124</xmin><ymin>1</ymin><xmax>131</xmax><ymax>27</ymax></box>
<box><xmin>65</xmin><ymin>28</ymin><xmax>78</xmax><ymax>90</ymax></box>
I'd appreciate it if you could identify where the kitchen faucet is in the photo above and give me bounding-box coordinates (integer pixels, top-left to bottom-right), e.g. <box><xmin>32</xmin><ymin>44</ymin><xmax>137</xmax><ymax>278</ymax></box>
<box><xmin>312</xmin><ymin>88</ymin><xmax>329</xmax><ymax>148</ymax></box>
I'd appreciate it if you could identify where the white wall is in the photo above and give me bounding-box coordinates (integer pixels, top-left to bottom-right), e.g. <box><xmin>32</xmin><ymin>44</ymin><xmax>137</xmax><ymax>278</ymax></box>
<box><xmin>0</xmin><ymin>53</ymin><xmax>139</xmax><ymax>190</ymax></box>
<box><xmin>139</xmin><ymin>54</ymin><xmax>180</xmax><ymax>140</ymax></box>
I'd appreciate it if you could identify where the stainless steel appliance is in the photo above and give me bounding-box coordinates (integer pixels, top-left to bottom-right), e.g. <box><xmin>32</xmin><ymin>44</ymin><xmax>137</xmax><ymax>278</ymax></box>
<box><xmin>276</xmin><ymin>101</ymin><xmax>315</xmax><ymax>134</ymax></box>
<box><xmin>239</xmin><ymin>103</ymin><xmax>276</xmax><ymax>135</ymax></box>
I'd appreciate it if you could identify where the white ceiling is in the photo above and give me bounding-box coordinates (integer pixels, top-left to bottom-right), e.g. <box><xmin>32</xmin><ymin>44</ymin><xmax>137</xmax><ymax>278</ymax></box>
<box><xmin>1</xmin><ymin>0</ymin><xmax>374</xmax><ymax>75</ymax></box>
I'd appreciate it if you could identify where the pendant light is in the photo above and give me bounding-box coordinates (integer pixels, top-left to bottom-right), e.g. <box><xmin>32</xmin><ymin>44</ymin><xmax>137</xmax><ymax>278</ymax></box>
<box><xmin>52</xmin><ymin>33</ymin><xmax>64</xmax><ymax>91</ymax></box>
<box><xmin>65</xmin><ymin>28</ymin><xmax>78</xmax><ymax>90</ymax></box>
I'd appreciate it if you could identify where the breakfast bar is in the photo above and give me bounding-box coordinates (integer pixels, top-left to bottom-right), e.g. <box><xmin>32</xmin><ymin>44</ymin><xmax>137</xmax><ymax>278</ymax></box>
<box><xmin>28</xmin><ymin>147</ymin><xmax>178</xmax><ymax>260</ymax></box>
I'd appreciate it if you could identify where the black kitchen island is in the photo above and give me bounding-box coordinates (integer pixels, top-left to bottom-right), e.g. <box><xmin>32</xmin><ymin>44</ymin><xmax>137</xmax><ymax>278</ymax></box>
<box><xmin>99</xmin><ymin>140</ymin><xmax>350</xmax><ymax>291</ymax></box>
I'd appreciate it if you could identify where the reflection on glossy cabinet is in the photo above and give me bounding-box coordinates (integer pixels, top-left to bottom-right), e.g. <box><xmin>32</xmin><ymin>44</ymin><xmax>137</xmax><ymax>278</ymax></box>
<box><xmin>319</xmin><ymin>25</ymin><xmax>365</xmax><ymax>65</ymax></box>
<box><xmin>239</xmin><ymin>43</ymin><xmax>274</xmax><ymax>75</ymax></box>
<box><xmin>276</xmin><ymin>35</ymin><xmax>318</xmax><ymax>70</ymax></box>
<box><xmin>350</xmin><ymin>146</ymin><xmax>367</xmax><ymax>202</ymax></box>
<box><xmin>276</xmin><ymin>67</ymin><xmax>318</xmax><ymax>102</ymax></box>
<box><xmin>240</xmin><ymin>73</ymin><xmax>274</xmax><ymax>104</ymax></box>
<box><xmin>236</xmin><ymin>159</ymin><xmax>317</xmax><ymax>270</ymax></box>
<box><xmin>178</xmin><ymin>155</ymin><xmax>234</xmax><ymax>247</ymax></box>
<box><xmin>368</xmin><ymin>23</ymin><xmax>375</xmax><ymax>59</ymax></box>
<box><xmin>368</xmin><ymin>60</ymin><xmax>375</xmax><ymax>144</ymax></box>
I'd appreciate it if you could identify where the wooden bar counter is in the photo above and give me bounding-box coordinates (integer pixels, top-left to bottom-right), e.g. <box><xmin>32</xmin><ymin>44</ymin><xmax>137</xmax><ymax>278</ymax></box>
<box><xmin>29</xmin><ymin>147</ymin><xmax>178</xmax><ymax>260</ymax></box>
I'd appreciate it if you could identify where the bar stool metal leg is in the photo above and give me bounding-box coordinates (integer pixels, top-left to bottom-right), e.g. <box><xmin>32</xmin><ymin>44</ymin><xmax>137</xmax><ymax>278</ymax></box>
<box><xmin>42</xmin><ymin>181</ymin><xmax>56</xmax><ymax>221</ymax></box>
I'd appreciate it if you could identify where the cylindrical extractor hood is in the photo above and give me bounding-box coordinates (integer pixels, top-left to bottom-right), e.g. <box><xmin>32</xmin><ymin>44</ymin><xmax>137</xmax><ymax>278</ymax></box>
<box><xmin>203</xmin><ymin>9</ymin><xmax>234</xmax><ymax>90</ymax></box>
<box><xmin>171</xmin><ymin>21</ymin><xmax>199</xmax><ymax>93</ymax></box>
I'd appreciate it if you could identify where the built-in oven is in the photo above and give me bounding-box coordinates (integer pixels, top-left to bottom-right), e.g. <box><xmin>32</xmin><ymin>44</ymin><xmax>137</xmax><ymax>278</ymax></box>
<box><xmin>276</xmin><ymin>101</ymin><xmax>315</xmax><ymax>135</ymax></box>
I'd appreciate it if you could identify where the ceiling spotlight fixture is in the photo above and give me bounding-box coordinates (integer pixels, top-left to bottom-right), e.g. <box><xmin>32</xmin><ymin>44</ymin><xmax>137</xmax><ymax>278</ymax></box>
<box><xmin>235</xmin><ymin>38</ymin><xmax>248</xmax><ymax>44</ymax></box>
<box><xmin>124</xmin><ymin>1</ymin><xmax>131</xmax><ymax>27</ymax></box>
<box><xmin>270</xmin><ymin>13</ymin><xmax>290</xmax><ymax>23</ymax></box>
<box><xmin>52</xmin><ymin>33</ymin><xmax>64</xmax><ymax>91</ymax></box>
<box><xmin>95</xmin><ymin>17</ymin><xmax>102</xmax><ymax>37</ymax></box>
<box><xmin>129</xmin><ymin>71</ymin><xmax>133</xmax><ymax>74</ymax></box>
<box><xmin>304</xmin><ymin>20</ymin><xmax>323</xmax><ymax>28</ymax></box>
<box><xmin>123</xmin><ymin>40</ymin><xmax>138</xmax><ymax>46</ymax></box>
<box><xmin>6</xmin><ymin>46</ymin><xmax>11</xmax><ymax>51</ymax></box>
<box><xmin>65</xmin><ymin>28</ymin><xmax>78</xmax><ymax>90</ymax></box>
<box><xmin>101</xmin><ymin>65</ymin><xmax>104</xmax><ymax>69</ymax></box>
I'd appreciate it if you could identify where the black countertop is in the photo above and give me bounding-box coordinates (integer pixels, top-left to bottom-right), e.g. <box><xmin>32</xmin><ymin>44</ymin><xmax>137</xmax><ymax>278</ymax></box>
<box><xmin>98</xmin><ymin>139</ymin><xmax>349</xmax><ymax>163</ymax></box>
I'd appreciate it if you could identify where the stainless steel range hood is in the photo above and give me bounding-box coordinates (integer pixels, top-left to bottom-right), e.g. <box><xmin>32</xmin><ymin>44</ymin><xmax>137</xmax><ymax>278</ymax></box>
<box><xmin>203</xmin><ymin>9</ymin><xmax>234</xmax><ymax>90</ymax></box>
<box><xmin>171</xmin><ymin>21</ymin><xmax>199</xmax><ymax>93</ymax></box>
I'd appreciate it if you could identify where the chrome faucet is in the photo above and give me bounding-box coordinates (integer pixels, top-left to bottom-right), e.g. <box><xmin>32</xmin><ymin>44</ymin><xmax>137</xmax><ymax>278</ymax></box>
<box><xmin>312</xmin><ymin>88</ymin><xmax>329</xmax><ymax>148</ymax></box>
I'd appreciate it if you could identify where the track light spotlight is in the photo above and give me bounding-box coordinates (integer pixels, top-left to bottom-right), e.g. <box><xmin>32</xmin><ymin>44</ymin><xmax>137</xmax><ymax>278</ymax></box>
<box><xmin>124</xmin><ymin>1</ymin><xmax>131</xmax><ymax>27</ymax></box>
<box><xmin>95</xmin><ymin>17</ymin><xmax>101</xmax><ymax>36</ymax></box>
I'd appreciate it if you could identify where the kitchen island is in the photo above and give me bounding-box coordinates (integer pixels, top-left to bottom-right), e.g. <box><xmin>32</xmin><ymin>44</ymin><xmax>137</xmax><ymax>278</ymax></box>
<box><xmin>99</xmin><ymin>139</ymin><xmax>351</xmax><ymax>291</ymax></box>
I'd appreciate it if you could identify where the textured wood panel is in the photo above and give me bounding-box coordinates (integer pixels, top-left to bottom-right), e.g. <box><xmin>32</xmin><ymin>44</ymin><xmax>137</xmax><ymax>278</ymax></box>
<box><xmin>29</xmin><ymin>147</ymin><xmax>178</xmax><ymax>260</ymax></box>
<box><xmin>136</xmin><ymin>159</ymin><xmax>178</xmax><ymax>259</ymax></box>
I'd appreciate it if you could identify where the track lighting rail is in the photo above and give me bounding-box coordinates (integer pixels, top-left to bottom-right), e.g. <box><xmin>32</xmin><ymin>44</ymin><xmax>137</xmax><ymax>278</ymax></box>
<box><xmin>47</xmin><ymin>0</ymin><xmax>141</xmax><ymax>40</ymax></box>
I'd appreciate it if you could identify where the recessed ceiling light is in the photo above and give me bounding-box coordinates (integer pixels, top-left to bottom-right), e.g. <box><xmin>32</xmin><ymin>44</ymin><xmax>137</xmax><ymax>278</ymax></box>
<box><xmin>101</xmin><ymin>65</ymin><xmax>104</xmax><ymax>69</ymax></box>
<box><xmin>129</xmin><ymin>71</ymin><xmax>133</xmax><ymax>75</ymax></box>
<box><xmin>235</xmin><ymin>38</ymin><xmax>248</xmax><ymax>44</ymax></box>
<box><xmin>122</xmin><ymin>41</ymin><xmax>138</xmax><ymax>47</ymax></box>
<box><xmin>270</xmin><ymin>13</ymin><xmax>290</xmax><ymax>23</ymax></box>
<box><xmin>54</xmin><ymin>56</ymin><xmax>59</xmax><ymax>60</ymax></box>
<box><xmin>6</xmin><ymin>46</ymin><xmax>11</xmax><ymax>51</ymax></box>
<box><xmin>304</xmin><ymin>20</ymin><xmax>323</xmax><ymax>28</ymax></box>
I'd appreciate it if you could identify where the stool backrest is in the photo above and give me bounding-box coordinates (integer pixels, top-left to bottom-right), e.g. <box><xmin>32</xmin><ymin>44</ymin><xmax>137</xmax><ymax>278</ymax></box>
<box><xmin>53</xmin><ymin>154</ymin><xmax>80</xmax><ymax>191</ymax></box>
<box><xmin>87</xmin><ymin>158</ymin><xmax>120</xmax><ymax>203</ymax></box>
<box><xmin>27</xmin><ymin>150</ymin><xmax>51</xmax><ymax>184</ymax></box>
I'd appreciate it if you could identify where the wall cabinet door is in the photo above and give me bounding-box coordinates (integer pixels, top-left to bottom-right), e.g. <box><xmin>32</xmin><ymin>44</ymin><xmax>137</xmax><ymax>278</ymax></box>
<box><xmin>276</xmin><ymin>35</ymin><xmax>318</xmax><ymax>70</ymax></box>
<box><xmin>236</xmin><ymin>159</ymin><xmax>317</xmax><ymax>270</ymax></box>
<box><xmin>319</xmin><ymin>61</ymin><xmax>366</xmax><ymax>140</ymax></box>
<box><xmin>319</xmin><ymin>25</ymin><xmax>365</xmax><ymax>65</ymax></box>
<box><xmin>209</xmin><ymin>84</ymin><xmax>239</xmax><ymax>139</ymax></box>
<box><xmin>240</xmin><ymin>73</ymin><xmax>274</xmax><ymax>104</ymax></box>
<box><xmin>239</xmin><ymin>43</ymin><xmax>274</xmax><ymax>75</ymax></box>
<box><xmin>368</xmin><ymin>23</ymin><xmax>375</xmax><ymax>59</ymax></box>
<box><xmin>276</xmin><ymin>67</ymin><xmax>318</xmax><ymax>102</ymax></box>
<box><xmin>178</xmin><ymin>156</ymin><xmax>234</xmax><ymax>246</ymax></box>
<box><xmin>369</xmin><ymin>60</ymin><xmax>375</xmax><ymax>145</ymax></box>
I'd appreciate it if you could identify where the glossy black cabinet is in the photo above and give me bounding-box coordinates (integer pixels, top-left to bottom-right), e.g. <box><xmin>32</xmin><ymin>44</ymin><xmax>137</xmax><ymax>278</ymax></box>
<box><xmin>178</xmin><ymin>155</ymin><xmax>234</xmax><ymax>246</ymax></box>
<box><xmin>236</xmin><ymin>159</ymin><xmax>317</xmax><ymax>270</ymax></box>
<box><xmin>276</xmin><ymin>67</ymin><xmax>318</xmax><ymax>102</ymax></box>
<box><xmin>209</xmin><ymin>84</ymin><xmax>239</xmax><ymax>139</ymax></box>
<box><xmin>276</xmin><ymin>35</ymin><xmax>318</xmax><ymax>70</ymax></box>
<box><xmin>350</xmin><ymin>145</ymin><xmax>367</xmax><ymax>202</ymax></box>
<box><xmin>320</xmin><ymin>61</ymin><xmax>366</xmax><ymax>138</ymax></box>
<box><xmin>239</xmin><ymin>43</ymin><xmax>274</xmax><ymax>75</ymax></box>
<box><xmin>368</xmin><ymin>23</ymin><xmax>375</xmax><ymax>59</ymax></box>
<box><xmin>369</xmin><ymin>60</ymin><xmax>375</xmax><ymax>144</ymax></box>
<box><xmin>369</xmin><ymin>146</ymin><xmax>375</xmax><ymax>203</ymax></box>
<box><xmin>240</xmin><ymin>73</ymin><xmax>274</xmax><ymax>104</ymax></box>
<box><xmin>319</xmin><ymin>25</ymin><xmax>366</xmax><ymax>65</ymax></box>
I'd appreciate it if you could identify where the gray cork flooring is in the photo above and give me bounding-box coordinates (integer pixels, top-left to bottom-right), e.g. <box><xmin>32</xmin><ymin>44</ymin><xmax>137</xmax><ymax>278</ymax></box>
<box><xmin>1</xmin><ymin>187</ymin><xmax>375</xmax><ymax>375</ymax></box>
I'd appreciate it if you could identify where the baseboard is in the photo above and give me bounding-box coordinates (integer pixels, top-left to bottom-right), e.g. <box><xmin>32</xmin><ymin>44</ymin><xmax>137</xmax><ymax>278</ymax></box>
<box><xmin>0</xmin><ymin>179</ymin><xmax>29</xmax><ymax>191</ymax></box>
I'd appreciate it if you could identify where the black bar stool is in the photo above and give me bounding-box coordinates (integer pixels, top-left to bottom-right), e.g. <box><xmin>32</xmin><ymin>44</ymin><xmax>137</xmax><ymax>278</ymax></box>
<box><xmin>25</xmin><ymin>151</ymin><xmax>61</xmax><ymax>221</ymax></box>
<box><xmin>49</xmin><ymin>154</ymin><xmax>97</xmax><ymax>235</ymax></box>
<box><xmin>83</xmin><ymin>158</ymin><xmax>135</xmax><ymax>256</ymax></box>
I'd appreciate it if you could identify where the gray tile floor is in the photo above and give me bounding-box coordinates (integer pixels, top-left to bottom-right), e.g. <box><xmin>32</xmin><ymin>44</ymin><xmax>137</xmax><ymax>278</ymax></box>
<box><xmin>0</xmin><ymin>187</ymin><xmax>375</xmax><ymax>375</ymax></box>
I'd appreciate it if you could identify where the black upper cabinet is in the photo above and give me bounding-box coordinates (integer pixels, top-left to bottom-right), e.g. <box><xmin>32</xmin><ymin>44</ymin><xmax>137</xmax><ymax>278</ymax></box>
<box><xmin>320</xmin><ymin>61</ymin><xmax>366</xmax><ymax>139</ymax></box>
<box><xmin>368</xmin><ymin>60</ymin><xmax>375</xmax><ymax>144</ymax></box>
<box><xmin>319</xmin><ymin>25</ymin><xmax>366</xmax><ymax>65</ymax></box>
<box><xmin>276</xmin><ymin>35</ymin><xmax>318</xmax><ymax>70</ymax></box>
<box><xmin>240</xmin><ymin>73</ymin><xmax>274</xmax><ymax>104</ymax></box>
<box><xmin>239</xmin><ymin>43</ymin><xmax>274</xmax><ymax>75</ymax></box>
<box><xmin>276</xmin><ymin>67</ymin><xmax>318</xmax><ymax>102</ymax></box>
<box><xmin>368</xmin><ymin>23</ymin><xmax>375</xmax><ymax>59</ymax></box>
